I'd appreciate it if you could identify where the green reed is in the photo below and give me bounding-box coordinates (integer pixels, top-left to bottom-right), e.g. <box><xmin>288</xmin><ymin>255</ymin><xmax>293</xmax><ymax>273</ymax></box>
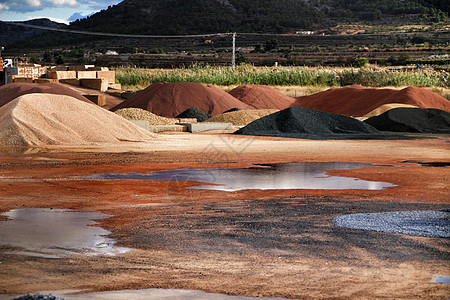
<box><xmin>115</xmin><ymin>64</ymin><xmax>449</xmax><ymax>89</ymax></box>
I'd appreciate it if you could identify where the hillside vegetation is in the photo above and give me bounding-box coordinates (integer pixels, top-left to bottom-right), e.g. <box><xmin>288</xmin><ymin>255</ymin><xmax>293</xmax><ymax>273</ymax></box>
<box><xmin>5</xmin><ymin>0</ymin><xmax>449</xmax><ymax>49</ymax></box>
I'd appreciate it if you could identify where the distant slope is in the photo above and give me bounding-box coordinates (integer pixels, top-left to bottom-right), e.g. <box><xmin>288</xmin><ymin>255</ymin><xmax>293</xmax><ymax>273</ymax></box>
<box><xmin>4</xmin><ymin>0</ymin><xmax>448</xmax><ymax>49</ymax></box>
<box><xmin>0</xmin><ymin>18</ymin><xmax>67</xmax><ymax>45</ymax></box>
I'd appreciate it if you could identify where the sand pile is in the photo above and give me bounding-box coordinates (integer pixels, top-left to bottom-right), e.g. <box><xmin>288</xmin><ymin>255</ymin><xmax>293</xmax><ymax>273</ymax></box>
<box><xmin>364</xmin><ymin>108</ymin><xmax>450</xmax><ymax>134</ymax></box>
<box><xmin>0</xmin><ymin>94</ymin><xmax>155</xmax><ymax>146</ymax></box>
<box><xmin>228</xmin><ymin>85</ymin><xmax>295</xmax><ymax>109</ymax></box>
<box><xmin>176</xmin><ymin>107</ymin><xmax>212</xmax><ymax>122</ymax></box>
<box><xmin>293</xmin><ymin>85</ymin><xmax>450</xmax><ymax>117</ymax></box>
<box><xmin>111</xmin><ymin>82</ymin><xmax>252</xmax><ymax>117</ymax></box>
<box><xmin>234</xmin><ymin>107</ymin><xmax>406</xmax><ymax>140</ymax></box>
<box><xmin>115</xmin><ymin>108</ymin><xmax>177</xmax><ymax>125</ymax></box>
<box><xmin>363</xmin><ymin>103</ymin><xmax>418</xmax><ymax>118</ymax></box>
<box><xmin>205</xmin><ymin>109</ymin><xmax>279</xmax><ymax>126</ymax></box>
<box><xmin>0</xmin><ymin>83</ymin><xmax>92</xmax><ymax>108</ymax></box>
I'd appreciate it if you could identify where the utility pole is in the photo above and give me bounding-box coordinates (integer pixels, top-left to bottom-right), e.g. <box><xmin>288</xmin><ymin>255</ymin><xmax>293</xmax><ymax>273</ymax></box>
<box><xmin>231</xmin><ymin>32</ymin><xmax>236</xmax><ymax>69</ymax></box>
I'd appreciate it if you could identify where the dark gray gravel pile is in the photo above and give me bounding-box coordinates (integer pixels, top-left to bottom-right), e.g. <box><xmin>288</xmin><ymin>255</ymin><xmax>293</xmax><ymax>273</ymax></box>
<box><xmin>223</xmin><ymin>107</ymin><xmax>241</xmax><ymax>113</ymax></box>
<box><xmin>333</xmin><ymin>210</ymin><xmax>450</xmax><ymax>238</ymax></box>
<box><xmin>176</xmin><ymin>107</ymin><xmax>212</xmax><ymax>122</ymax></box>
<box><xmin>364</xmin><ymin>108</ymin><xmax>450</xmax><ymax>134</ymax></box>
<box><xmin>13</xmin><ymin>294</ymin><xmax>65</xmax><ymax>300</ymax></box>
<box><xmin>234</xmin><ymin>107</ymin><xmax>406</xmax><ymax>140</ymax></box>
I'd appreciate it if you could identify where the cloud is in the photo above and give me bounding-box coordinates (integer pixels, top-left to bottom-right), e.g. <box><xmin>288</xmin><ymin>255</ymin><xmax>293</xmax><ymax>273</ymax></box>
<box><xmin>32</xmin><ymin>15</ymin><xmax>70</xmax><ymax>24</ymax></box>
<box><xmin>0</xmin><ymin>3</ymin><xmax>10</xmax><ymax>11</ymax></box>
<box><xmin>52</xmin><ymin>0</ymin><xmax>78</xmax><ymax>6</ymax></box>
<box><xmin>0</xmin><ymin>0</ymin><xmax>118</xmax><ymax>13</ymax></box>
<box><xmin>68</xmin><ymin>11</ymin><xmax>92</xmax><ymax>22</ymax></box>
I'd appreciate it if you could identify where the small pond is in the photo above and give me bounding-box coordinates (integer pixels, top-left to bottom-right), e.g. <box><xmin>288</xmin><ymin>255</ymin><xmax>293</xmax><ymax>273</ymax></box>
<box><xmin>0</xmin><ymin>208</ymin><xmax>130</xmax><ymax>258</ymax></box>
<box><xmin>85</xmin><ymin>162</ymin><xmax>396</xmax><ymax>191</ymax></box>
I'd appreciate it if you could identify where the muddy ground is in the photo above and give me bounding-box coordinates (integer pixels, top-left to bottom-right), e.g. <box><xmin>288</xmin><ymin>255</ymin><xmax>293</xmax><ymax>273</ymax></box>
<box><xmin>0</xmin><ymin>132</ymin><xmax>449</xmax><ymax>299</ymax></box>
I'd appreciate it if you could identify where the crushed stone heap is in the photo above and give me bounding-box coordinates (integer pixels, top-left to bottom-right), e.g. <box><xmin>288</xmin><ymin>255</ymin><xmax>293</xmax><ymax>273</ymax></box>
<box><xmin>111</xmin><ymin>82</ymin><xmax>252</xmax><ymax>117</ymax></box>
<box><xmin>293</xmin><ymin>85</ymin><xmax>450</xmax><ymax>117</ymax></box>
<box><xmin>228</xmin><ymin>84</ymin><xmax>295</xmax><ymax>109</ymax></box>
<box><xmin>205</xmin><ymin>109</ymin><xmax>279</xmax><ymax>126</ymax></box>
<box><xmin>0</xmin><ymin>93</ymin><xmax>155</xmax><ymax>146</ymax></box>
<box><xmin>364</xmin><ymin>108</ymin><xmax>450</xmax><ymax>134</ymax></box>
<box><xmin>0</xmin><ymin>82</ymin><xmax>92</xmax><ymax>108</ymax></box>
<box><xmin>176</xmin><ymin>107</ymin><xmax>212</xmax><ymax>122</ymax></box>
<box><xmin>115</xmin><ymin>107</ymin><xmax>177</xmax><ymax>125</ymax></box>
<box><xmin>234</xmin><ymin>106</ymin><xmax>409</xmax><ymax>140</ymax></box>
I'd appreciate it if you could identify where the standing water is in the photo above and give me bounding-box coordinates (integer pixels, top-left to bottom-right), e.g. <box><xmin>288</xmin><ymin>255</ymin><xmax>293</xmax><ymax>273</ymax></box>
<box><xmin>0</xmin><ymin>208</ymin><xmax>130</xmax><ymax>258</ymax></box>
<box><xmin>86</xmin><ymin>162</ymin><xmax>396</xmax><ymax>191</ymax></box>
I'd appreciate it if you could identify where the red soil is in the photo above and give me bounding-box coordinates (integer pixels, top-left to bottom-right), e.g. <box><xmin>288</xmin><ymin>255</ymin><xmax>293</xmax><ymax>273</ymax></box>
<box><xmin>293</xmin><ymin>85</ymin><xmax>450</xmax><ymax>117</ymax></box>
<box><xmin>0</xmin><ymin>83</ymin><xmax>92</xmax><ymax>108</ymax></box>
<box><xmin>110</xmin><ymin>82</ymin><xmax>252</xmax><ymax>117</ymax></box>
<box><xmin>228</xmin><ymin>84</ymin><xmax>295</xmax><ymax>109</ymax></box>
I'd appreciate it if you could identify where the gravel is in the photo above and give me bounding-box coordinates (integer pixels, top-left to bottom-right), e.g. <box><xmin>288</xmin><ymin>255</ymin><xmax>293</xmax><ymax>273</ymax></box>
<box><xmin>0</xmin><ymin>93</ymin><xmax>155</xmax><ymax>146</ymax></box>
<box><xmin>13</xmin><ymin>294</ymin><xmax>65</xmax><ymax>300</ymax></box>
<box><xmin>234</xmin><ymin>107</ymin><xmax>406</xmax><ymax>140</ymax></box>
<box><xmin>364</xmin><ymin>107</ymin><xmax>450</xmax><ymax>134</ymax></box>
<box><xmin>176</xmin><ymin>107</ymin><xmax>212</xmax><ymax>122</ymax></box>
<box><xmin>205</xmin><ymin>109</ymin><xmax>279</xmax><ymax>126</ymax></box>
<box><xmin>115</xmin><ymin>107</ymin><xmax>177</xmax><ymax>125</ymax></box>
<box><xmin>333</xmin><ymin>210</ymin><xmax>450</xmax><ymax>238</ymax></box>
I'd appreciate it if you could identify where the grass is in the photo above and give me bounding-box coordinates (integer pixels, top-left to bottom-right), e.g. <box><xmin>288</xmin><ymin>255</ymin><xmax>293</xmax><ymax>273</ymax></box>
<box><xmin>114</xmin><ymin>64</ymin><xmax>450</xmax><ymax>92</ymax></box>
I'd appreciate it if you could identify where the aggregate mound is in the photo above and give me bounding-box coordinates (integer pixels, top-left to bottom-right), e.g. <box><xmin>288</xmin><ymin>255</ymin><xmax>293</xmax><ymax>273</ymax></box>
<box><xmin>223</xmin><ymin>107</ymin><xmax>241</xmax><ymax>113</ymax></box>
<box><xmin>228</xmin><ymin>84</ymin><xmax>295</xmax><ymax>109</ymax></box>
<box><xmin>364</xmin><ymin>108</ymin><xmax>450</xmax><ymax>134</ymax></box>
<box><xmin>205</xmin><ymin>109</ymin><xmax>279</xmax><ymax>126</ymax></box>
<box><xmin>293</xmin><ymin>85</ymin><xmax>450</xmax><ymax>117</ymax></box>
<box><xmin>363</xmin><ymin>103</ymin><xmax>418</xmax><ymax>118</ymax></box>
<box><xmin>115</xmin><ymin>107</ymin><xmax>177</xmax><ymax>125</ymax></box>
<box><xmin>0</xmin><ymin>93</ymin><xmax>155</xmax><ymax>146</ymax></box>
<box><xmin>176</xmin><ymin>107</ymin><xmax>212</xmax><ymax>122</ymax></box>
<box><xmin>0</xmin><ymin>82</ymin><xmax>92</xmax><ymax>108</ymax></box>
<box><xmin>234</xmin><ymin>106</ymin><xmax>406</xmax><ymax>140</ymax></box>
<box><xmin>110</xmin><ymin>82</ymin><xmax>252</xmax><ymax>117</ymax></box>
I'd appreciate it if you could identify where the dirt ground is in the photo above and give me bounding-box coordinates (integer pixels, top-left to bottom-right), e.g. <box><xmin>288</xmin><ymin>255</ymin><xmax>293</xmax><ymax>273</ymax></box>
<box><xmin>0</xmin><ymin>132</ymin><xmax>449</xmax><ymax>299</ymax></box>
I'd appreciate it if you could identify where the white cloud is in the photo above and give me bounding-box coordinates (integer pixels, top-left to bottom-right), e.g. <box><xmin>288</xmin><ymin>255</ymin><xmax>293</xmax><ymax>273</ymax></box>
<box><xmin>0</xmin><ymin>3</ymin><xmax>9</xmax><ymax>10</ymax></box>
<box><xmin>32</xmin><ymin>15</ymin><xmax>70</xmax><ymax>24</ymax></box>
<box><xmin>26</xmin><ymin>0</ymin><xmax>41</xmax><ymax>7</ymax></box>
<box><xmin>51</xmin><ymin>0</ymin><xmax>78</xmax><ymax>7</ymax></box>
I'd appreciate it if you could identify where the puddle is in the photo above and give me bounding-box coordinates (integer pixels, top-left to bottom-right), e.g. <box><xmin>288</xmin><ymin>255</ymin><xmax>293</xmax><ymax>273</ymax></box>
<box><xmin>85</xmin><ymin>162</ymin><xmax>396</xmax><ymax>192</ymax></box>
<box><xmin>333</xmin><ymin>210</ymin><xmax>450</xmax><ymax>238</ymax></box>
<box><xmin>432</xmin><ymin>275</ymin><xmax>450</xmax><ymax>284</ymax></box>
<box><xmin>0</xmin><ymin>208</ymin><xmax>130</xmax><ymax>258</ymax></box>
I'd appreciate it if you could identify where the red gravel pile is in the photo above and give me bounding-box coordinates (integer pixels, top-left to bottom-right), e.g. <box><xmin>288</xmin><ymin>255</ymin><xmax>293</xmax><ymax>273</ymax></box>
<box><xmin>0</xmin><ymin>83</ymin><xmax>92</xmax><ymax>108</ymax></box>
<box><xmin>111</xmin><ymin>82</ymin><xmax>252</xmax><ymax>117</ymax></box>
<box><xmin>228</xmin><ymin>84</ymin><xmax>295</xmax><ymax>109</ymax></box>
<box><xmin>293</xmin><ymin>85</ymin><xmax>450</xmax><ymax>117</ymax></box>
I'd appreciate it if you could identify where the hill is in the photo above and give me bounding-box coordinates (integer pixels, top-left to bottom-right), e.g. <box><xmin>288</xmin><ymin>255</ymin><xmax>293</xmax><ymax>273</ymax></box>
<box><xmin>4</xmin><ymin>0</ymin><xmax>448</xmax><ymax>49</ymax></box>
<box><xmin>0</xmin><ymin>18</ymin><xmax>67</xmax><ymax>46</ymax></box>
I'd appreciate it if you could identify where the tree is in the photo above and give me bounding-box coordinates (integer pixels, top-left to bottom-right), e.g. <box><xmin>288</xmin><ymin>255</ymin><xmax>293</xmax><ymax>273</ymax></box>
<box><xmin>264</xmin><ymin>39</ymin><xmax>279</xmax><ymax>52</ymax></box>
<box><xmin>353</xmin><ymin>57</ymin><xmax>369</xmax><ymax>68</ymax></box>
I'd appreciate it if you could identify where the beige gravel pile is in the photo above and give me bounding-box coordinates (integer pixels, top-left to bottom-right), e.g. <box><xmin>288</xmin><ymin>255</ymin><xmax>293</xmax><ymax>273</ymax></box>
<box><xmin>204</xmin><ymin>109</ymin><xmax>279</xmax><ymax>126</ymax></box>
<box><xmin>0</xmin><ymin>93</ymin><xmax>156</xmax><ymax>146</ymax></box>
<box><xmin>115</xmin><ymin>108</ymin><xmax>177</xmax><ymax>125</ymax></box>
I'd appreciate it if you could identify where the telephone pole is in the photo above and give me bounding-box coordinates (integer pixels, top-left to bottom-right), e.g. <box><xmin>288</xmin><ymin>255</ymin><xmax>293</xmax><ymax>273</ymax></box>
<box><xmin>231</xmin><ymin>32</ymin><xmax>236</xmax><ymax>68</ymax></box>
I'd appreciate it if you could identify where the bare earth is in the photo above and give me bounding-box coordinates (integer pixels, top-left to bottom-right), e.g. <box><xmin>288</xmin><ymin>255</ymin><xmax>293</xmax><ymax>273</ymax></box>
<box><xmin>0</xmin><ymin>132</ymin><xmax>449</xmax><ymax>299</ymax></box>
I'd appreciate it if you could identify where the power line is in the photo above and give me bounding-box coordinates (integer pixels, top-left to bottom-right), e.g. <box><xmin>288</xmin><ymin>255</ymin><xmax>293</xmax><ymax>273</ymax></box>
<box><xmin>0</xmin><ymin>21</ymin><xmax>232</xmax><ymax>38</ymax></box>
<box><xmin>0</xmin><ymin>20</ymin><xmax>286</xmax><ymax>38</ymax></box>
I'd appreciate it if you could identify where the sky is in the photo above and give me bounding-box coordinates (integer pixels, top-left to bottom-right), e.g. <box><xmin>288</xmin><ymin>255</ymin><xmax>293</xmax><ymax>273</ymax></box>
<box><xmin>0</xmin><ymin>0</ymin><xmax>122</xmax><ymax>24</ymax></box>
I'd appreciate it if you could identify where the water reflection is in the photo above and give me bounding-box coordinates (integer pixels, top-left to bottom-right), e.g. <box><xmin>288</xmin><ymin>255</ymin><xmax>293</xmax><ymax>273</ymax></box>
<box><xmin>86</xmin><ymin>162</ymin><xmax>396</xmax><ymax>191</ymax></box>
<box><xmin>0</xmin><ymin>208</ymin><xmax>130</xmax><ymax>258</ymax></box>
